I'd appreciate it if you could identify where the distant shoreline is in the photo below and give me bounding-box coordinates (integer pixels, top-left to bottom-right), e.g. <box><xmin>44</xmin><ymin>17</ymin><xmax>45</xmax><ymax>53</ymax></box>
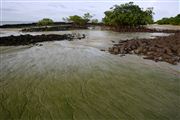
<box><xmin>0</xmin><ymin>21</ymin><xmax>71</xmax><ymax>28</ymax></box>
<box><xmin>0</xmin><ymin>21</ymin><xmax>35</xmax><ymax>25</ymax></box>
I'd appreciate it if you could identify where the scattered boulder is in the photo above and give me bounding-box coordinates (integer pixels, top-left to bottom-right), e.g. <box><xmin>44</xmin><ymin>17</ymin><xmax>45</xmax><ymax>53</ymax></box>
<box><xmin>100</xmin><ymin>49</ymin><xmax>106</xmax><ymax>51</ymax></box>
<box><xmin>108</xmin><ymin>32</ymin><xmax>180</xmax><ymax>65</ymax></box>
<box><xmin>120</xmin><ymin>54</ymin><xmax>125</xmax><ymax>57</ymax></box>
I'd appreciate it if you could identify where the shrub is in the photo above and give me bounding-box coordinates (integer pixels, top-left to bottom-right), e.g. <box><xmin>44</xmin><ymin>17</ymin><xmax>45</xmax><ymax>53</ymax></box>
<box><xmin>37</xmin><ymin>18</ymin><xmax>54</xmax><ymax>26</ymax></box>
<box><xmin>102</xmin><ymin>2</ymin><xmax>154</xmax><ymax>27</ymax></box>
<box><xmin>156</xmin><ymin>14</ymin><xmax>180</xmax><ymax>25</ymax></box>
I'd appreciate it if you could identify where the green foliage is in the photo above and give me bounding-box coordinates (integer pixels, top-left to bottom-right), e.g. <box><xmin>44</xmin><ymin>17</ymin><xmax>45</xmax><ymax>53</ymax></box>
<box><xmin>102</xmin><ymin>2</ymin><xmax>154</xmax><ymax>27</ymax></box>
<box><xmin>63</xmin><ymin>13</ymin><xmax>94</xmax><ymax>25</ymax></box>
<box><xmin>156</xmin><ymin>14</ymin><xmax>180</xmax><ymax>25</ymax></box>
<box><xmin>37</xmin><ymin>18</ymin><xmax>54</xmax><ymax>26</ymax></box>
<box><xmin>68</xmin><ymin>15</ymin><xmax>86</xmax><ymax>25</ymax></box>
<box><xmin>83</xmin><ymin>13</ymin><xmax>93</xmax><ymax>23</ymax></box>
<box><xmin>91</xmin><ymin>19</ymin><xmax>99</xmax><ymax>23</ymax></box>
<box><xmin>62</xmin><ymin>17</ymin><xmax>69</xmax><ymax>22</ymax></box>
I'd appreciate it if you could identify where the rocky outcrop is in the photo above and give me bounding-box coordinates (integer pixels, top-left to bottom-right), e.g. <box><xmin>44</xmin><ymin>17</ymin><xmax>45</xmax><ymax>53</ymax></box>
<box><xmin>21</xmin><ymin>26</ymin><xmax>87</xmax><ymax>32</ymax></box>
<box><xmin>108</xmin><ymin>32</ymin><xmax>180</xmax><ymax>65</ymax></box>
<box><xmin>0</xmin><ymin>34</ymin><xmax>86</xmax><ymax>46</ymax></box>
<box><xmin>101</xmin><ymin>26</ymin><xmax>180</xmax><ymax>33</ymax></box>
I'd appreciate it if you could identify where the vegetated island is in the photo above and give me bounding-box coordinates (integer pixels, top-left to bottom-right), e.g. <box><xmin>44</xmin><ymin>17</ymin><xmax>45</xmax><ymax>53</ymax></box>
<box><xmin>156</xmin><ymin>14</ymin><xmax>180</xmax><ymax>25</ymax></box>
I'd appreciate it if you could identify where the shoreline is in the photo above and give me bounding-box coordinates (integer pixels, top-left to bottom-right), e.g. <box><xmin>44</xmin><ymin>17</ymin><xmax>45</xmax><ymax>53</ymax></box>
<box><xmin>101</xmin><ymin>25</ymin><xmax>180</xmax><ymax>33</ymax></box>
<box><xmin>21</xmin><ymin>25</ymin><xmax>88</xmax><ymax>32</ymax></box>
<box><xmin>0</xmin><ymin>22</ymin><xmax>72</xmax><ymax>28</ymax></box>
<box><xmin>1</xmin><ymin>23</ymin><xmax>180</xmax><ymax>32</ymax></box>
<box><xmin>0</xmin><ymin>22</ymin><xmax>102</xmax><ymax>28</ymax></box>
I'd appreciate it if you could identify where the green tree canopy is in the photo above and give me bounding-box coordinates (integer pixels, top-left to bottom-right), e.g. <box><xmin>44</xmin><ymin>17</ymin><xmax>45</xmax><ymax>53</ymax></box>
<box><xmin>156</xmin><ymin>14</ymin><xmax>180</xmax><ymax>25</ymax></box>
<box><xmin>68</xmin><ymin>15</ymin><xmax>86</xmax><ymax>25</ymax></box>
<box><xmin>102</xmin><ymin>2</ymin><xmax>154</xmax><ymax>27</ymax></box>
<box><xmin>83</xmin><ymin>13</ymin><xmax>93</xmax><ymax>23</ymax></box>
<box><xmin>37</xmin><ymin>18</ymin><xmax>54</xmax><ymax>26</ymax></box>
<box><xmin>63</xmin><ymin>13</ymin><xmax>95</xmax><ymax>25</ymax></box>
<box><xmin>91</xmin><ymin>19</ymin><xmax>99</xmax><ymax>23</ymax></box>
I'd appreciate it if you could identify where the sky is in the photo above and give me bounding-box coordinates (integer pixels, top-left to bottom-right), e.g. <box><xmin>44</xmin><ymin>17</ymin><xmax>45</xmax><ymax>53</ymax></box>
<box><xmin>0</xmin><ymin>0</ymin><xmax>180</xmax><ymax>22</ymax></box>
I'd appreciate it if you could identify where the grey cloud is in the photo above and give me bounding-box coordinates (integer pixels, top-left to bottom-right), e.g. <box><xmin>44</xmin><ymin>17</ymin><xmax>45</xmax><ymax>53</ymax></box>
<box><xmin>1</xmin><ymin>0</ymin><xmax>179</xmax><ymax>21</ymax></box>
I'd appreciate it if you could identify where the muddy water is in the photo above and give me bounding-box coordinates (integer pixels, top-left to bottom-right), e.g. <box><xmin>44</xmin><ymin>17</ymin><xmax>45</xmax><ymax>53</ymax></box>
<box><xmin>0</xmin><ymin>30</ymin><xmax>180</xmax><ymax>120</ymax></box>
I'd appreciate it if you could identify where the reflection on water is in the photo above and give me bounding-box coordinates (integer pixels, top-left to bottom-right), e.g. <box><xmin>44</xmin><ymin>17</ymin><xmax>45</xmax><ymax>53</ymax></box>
<box><xmin>0</xmin><ymin>29</ymin><xmax>180</xmax><ymax>120</ymax></box>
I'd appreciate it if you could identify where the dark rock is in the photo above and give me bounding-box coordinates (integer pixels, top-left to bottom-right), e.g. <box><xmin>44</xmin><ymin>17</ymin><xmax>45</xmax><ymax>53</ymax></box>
<box><xmin>120</xmin><ymin>54</ymin><xmax>125</xmax><ymax>57</ymax></box>
<box><xmin>143</xmin><ymin>56</ymin><xmax>154</xmax><ymax>60</ymax></box>
<box><xmin>108</xmin><ymin>48</ymin><xmax>114</xmax><ymax>53</ymax></box>
<box><xmin>100</xmin><ymin>49</ymin><xmax>105</xmax><ymax>51</ymax></box>
<box><xmin>0</xmin><ymin>34</ymin><xmax>86</xmax><ymax>46</ymax></box>
<box><xmin>107</xmin><ymin>32</ymin><xmax>180</xmax><ymax>65</ymax></box>
<box><xmin>21</xmin><ymin>25</ymin><xmax>88</xmax><ymax>32</ymax></box>
<box><xmin>38</xmin><ymin>44</ymin><xmax>43</xmax><ymax>46</ymax></box>
<box><xmin>113</xmin><ymin>47</ymin><xmax>119</xmax><ymax>54</ymax></box>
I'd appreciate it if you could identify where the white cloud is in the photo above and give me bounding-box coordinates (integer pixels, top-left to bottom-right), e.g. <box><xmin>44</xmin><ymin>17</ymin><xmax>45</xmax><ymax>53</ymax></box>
<box><xmin>1</xmin><ymin>0</ymin><xmax>179</xmax><ymax>21</ymax></box>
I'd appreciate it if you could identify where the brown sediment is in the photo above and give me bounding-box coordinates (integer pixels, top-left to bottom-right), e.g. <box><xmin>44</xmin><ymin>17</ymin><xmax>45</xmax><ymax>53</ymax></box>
<box><xmin>0</xmin><ymin>34</ymin><xmax>86</xmax><ymax>46</ymax></box>
<box><xmin>108</xmin><ymin>32</ymin><xmax>180</xmax><ymax>65</ymax></box>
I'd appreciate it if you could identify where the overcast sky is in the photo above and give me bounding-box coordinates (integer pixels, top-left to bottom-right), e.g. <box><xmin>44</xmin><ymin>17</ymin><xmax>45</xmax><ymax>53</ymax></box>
<box><xmin>1</xmin><ymin>0</ymin><xmax>180</xmax><ymax>22</ymax></box>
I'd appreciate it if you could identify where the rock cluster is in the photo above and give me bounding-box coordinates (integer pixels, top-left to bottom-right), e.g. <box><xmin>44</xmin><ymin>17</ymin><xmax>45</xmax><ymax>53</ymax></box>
<box><xmin>102</xmin><ymin>26</ymin><xmax>180</xmax><ymax>33</ymax></box>
<box><xmin>108</xmin><ymin>32</ymin><xmax>180</xmax><ymax>65</ymax></box>
<box><xmin>21</xmin><ymin>26</ymin><xmax>87</xmax><ymax>32</ymax></box>
<box><xmin>0</xmin><ymin>34</ymin><xmax>86</xmax><ymax>46</ymax></box>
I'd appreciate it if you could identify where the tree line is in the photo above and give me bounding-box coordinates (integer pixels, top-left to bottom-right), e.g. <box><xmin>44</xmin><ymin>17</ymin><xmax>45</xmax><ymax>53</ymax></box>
<box><xmin>102</xmin><ymin>2</ymin><xmax>154</xmax><ymax>27</ymax></box>
<box><xmin>37</xmin><ymin>2</ymin><xmax>179</xmax><ymax>27</ymax></box>
<box><xmin>156</xmin><ymin>14</ymin><xmax>180</xmax><ymax>25</ymax></box>
<box><xmin>37</xmin><ymin>13</ymin><xmax>98</xmax><ymax>26</ymax></box>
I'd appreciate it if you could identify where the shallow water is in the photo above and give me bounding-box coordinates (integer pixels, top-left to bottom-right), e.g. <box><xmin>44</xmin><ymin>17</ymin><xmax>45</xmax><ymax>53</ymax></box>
<box><xmin>0</xmin><ymin>30</ymin><xmax>180</xmax><ymax>120</ymax></box>
<box><xmin>147</xmin><ymin>24</ymin><xmax>180</xmax><ymax>30</ymax></box>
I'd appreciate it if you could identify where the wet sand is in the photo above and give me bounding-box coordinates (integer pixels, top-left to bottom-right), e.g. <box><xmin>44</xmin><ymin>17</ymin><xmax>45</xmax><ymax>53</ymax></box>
<box><xmin>0</xmin><ymin>29</ymin><xmax>180</xmax><ymax>120</ymax></box>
